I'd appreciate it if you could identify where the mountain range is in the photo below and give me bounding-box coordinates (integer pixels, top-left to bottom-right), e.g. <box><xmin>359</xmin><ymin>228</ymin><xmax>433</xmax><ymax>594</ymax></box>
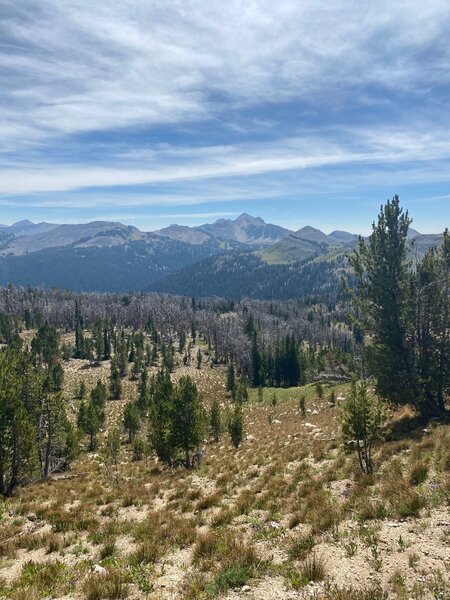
<box><xmin>0</xmin><ymin>214</ymin><xmax>442</xmax><ymax>299</ymax></box>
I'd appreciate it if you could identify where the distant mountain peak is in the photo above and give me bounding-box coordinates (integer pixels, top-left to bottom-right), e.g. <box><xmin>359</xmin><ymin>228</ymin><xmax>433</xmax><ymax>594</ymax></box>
<box><xmin>235</xmin><ymin>213</ymin><xmax>264</xmax><ymax>224</ymax></box>
<box><xmin>12</xmin><ymin>219</ymin><xmax>34</xmax><ymax>227</ymax></box>
<box><xmin>294</xmin><ymin>226</ymin><xmax>329</xmax><ymax>244</ymax></box>
<box><xmin>296</xmin><ymin>225</ymin><xmax>323</xmax><ymax>234</ymax></box>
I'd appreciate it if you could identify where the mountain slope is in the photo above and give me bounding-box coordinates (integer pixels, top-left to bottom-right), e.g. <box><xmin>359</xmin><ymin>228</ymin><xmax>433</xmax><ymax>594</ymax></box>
<box><xmin>0</xmin><ymin>237</ymin><xmax>222</xmax><ymax>292</ymax></box>
<box><xmin>0</xmin><ymin>221</ymin><xmax>148</xmax><ymax>256</ymax></box>
<box><xmin>156</xmin><ymin>225</ymin><xmax>214</xmax><ymax>245</ymax></box>
<box><xmin>152</xmin><ymin>251</ymin><xmax>348</xmax><ymax>300</ymax></box>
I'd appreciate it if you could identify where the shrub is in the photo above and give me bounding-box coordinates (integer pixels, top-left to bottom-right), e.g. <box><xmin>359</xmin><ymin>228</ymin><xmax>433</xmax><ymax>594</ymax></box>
<box><xmin>409</xmin><ymin>461</ymin><xmax>429</xmax><ymax>485</ymax></box>
<box><xmin>288</xmin><ymin>534</ymin><xmax>315</xmax><ymax>561</ymax></box>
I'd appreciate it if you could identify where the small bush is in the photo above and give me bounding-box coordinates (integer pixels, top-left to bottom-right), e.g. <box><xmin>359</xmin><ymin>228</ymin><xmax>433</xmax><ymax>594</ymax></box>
<box><xmin>288</xmin><ymin>534</ymin><xmax>315</xmax><ymax>561</ymax></box>
<box><xmin>409</xmin><ymin>461</ymin><xmax>429</xmax><ymax>485</ymax></box>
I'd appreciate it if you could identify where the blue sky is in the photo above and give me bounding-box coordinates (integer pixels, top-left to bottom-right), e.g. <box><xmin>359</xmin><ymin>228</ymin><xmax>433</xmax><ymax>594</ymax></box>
<box><xmin>0</xmin><ymin>1</ymin><xmax>450</xmax><ymax>234</ymax></box>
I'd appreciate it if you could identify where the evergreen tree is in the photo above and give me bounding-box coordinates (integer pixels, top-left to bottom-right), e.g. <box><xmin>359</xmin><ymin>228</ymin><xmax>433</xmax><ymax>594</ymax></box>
<box><xmin>228</xmin><ymin>403</ymin><xmax>244</xmax><ymax>448</ymax></box>
<box><xmin>0</xmin><ymin>348</ymin><xmax>39</xmax><ymax>495</ymax></box>
<box><xmin>109</xmin><ymin>363</ymin><xmax>122</xmax><ymax>400</ymax></box>
<box><xmin>103</xmin><ymin>328</ymin><xmax>111</xmax><ymax>360</ymax></box>
<box><xmin>170</xmin><ymin>376</ymin><xmax>205</xmax><ymax>468</ymax></box>
<box><xmin>50</xmin><ymin>362</ymin><xmax>64</xmax><ymax>391</ymax></box>
<box><xmin>226</xmin><ymin>363</ymin><xmax>236</xmax><ymax>396</ymax></box>
<box><xmin>123</xmin><ymin>402</ymin><xmax>140</xmax><ymax>442</ymax></box>
<box><xmin>341</xmin><ymin>379</ymin><xmax>385</xmax><ymax>474</ymax></box>
<box><xmin>148</xmin><ymin>369</ymin><xmax>175</xmax><ymax>465</ymax></box>
<box><xmin>348</xmin><ymin>196</ymin><xmax>448</xmax><ymax>418</ymax></box>
<box><xmin>137</xmin><ymin>367</ymin><xmax>149</xmax><ymax>413</ymax></box>
<box><xmin>77</xmin><ymin>399</ymin><xmax>102</xmax><ymax>451</ymax></box>
<box><xmin>76</xmin><ymin>380</ymin><xmax>86</xmax><ymax>400</ymax></box>
<box><xmin>91</xmin><ymin>380</ymin><xmax>107</xmax><ymax>419</ymax></box>
<box><xmin>132</xmin><ymin>437</ymin><xmax>146</xmax><ymax>461</ymax></box>
<box><xmin>196</xmin><ymin>348</ymin><xmax>202</xmax><ymax>370</ymax></box>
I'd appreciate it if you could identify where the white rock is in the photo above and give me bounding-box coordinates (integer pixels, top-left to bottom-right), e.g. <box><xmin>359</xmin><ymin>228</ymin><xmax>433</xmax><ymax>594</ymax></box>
<box><xmin>93</xmin><ymin>564</ymin><xmax>106</xmax><ymax>575</ymax></box>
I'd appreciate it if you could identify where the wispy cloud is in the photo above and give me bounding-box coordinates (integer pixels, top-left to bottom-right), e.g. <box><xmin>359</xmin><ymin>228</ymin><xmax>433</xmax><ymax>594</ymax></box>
<box><xmin>1</xmin><ymin>1</ymin><xmax>450</xmax><ymax>229</ymax></box>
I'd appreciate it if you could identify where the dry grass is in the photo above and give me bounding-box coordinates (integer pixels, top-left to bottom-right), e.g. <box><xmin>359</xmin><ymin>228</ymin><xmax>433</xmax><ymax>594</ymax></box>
<box><xmin>0</xmin><ymin>351</ymin><xmax>448</xmax><ymax>599</ymax></box>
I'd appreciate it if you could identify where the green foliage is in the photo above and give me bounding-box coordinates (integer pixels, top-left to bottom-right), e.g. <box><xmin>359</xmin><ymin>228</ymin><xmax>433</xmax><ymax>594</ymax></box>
<box><xmin>341</xmin><ymin>379</ymin><xmax>386</xmax><ymax>474</ymax></box>
<box><xmin>148</xmin><ymin>369</ymin><xmax>175</xmax><ymax>465</ymax></box>
<box><xmin>348</xmin><ymin>196</ymin><xmax>450</xmax><ymax>418</ymax></box>
<box><xmin>123</xmin><ymin>402</ymin><xmax>140</xmax><ymax>442</ymax></box>
<box><xmin>0</xmin><ymin>346</ymin><xmax>73</xmax><ymax>495</ymax></box>
<box><xmin>31</xmin><ymin>323</ymin><xmax>60</xmax><ymax>367</ymax></box>
<box><xmin>148</xmin><ymin>370</ymin><xmax>205</xmax><ymax>468</ymax></box>
<box><xmin>77</xmin><ymin>380</ymin><xmax>106</xmax><ymax>451</ymax></box>
<box><xmin>170</xmin><ymin>375</ymin><xmax>206</xmax><ymax>468</ymax></box>
<box><xmin>132</xmin><ymin>437</ymin><xmax>146</xmax><ymax>461</ymax></box>
<box><xmin>109</xmin><ymin>362</ymin><xmax>122</xmax><ymax>400</ymax></box>
<box><xmin>226</xmin><ymin>363</ymin><xmax>236</xmax><ymax>396</ymax></box>
<box><xmin>228</xmin><ymin>403</ymin><xmax>244</xmax><ymax>448</ymax></box>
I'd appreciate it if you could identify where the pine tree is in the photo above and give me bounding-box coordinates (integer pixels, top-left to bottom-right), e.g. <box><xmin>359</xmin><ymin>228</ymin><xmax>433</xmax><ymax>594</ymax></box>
<box><xmin>196</xmin><ymin>348</ymin><xmax>202</xmax><ymax>370</ymax></box>
<box><xmin>137</xmin><ymin>367</ymin><xmax>149</xmax><ymax>413</ymax></box>
<box><xmin>170</xmin><ymin>376</ymin><xmax>205</xmax><ymax>468</ymax></box>
<box><xmin>148</xmin><ymin>369</ymin><xmax>175</xmax><ymax>465</ymax></box>
<box><xmin>226</xmin><ymin>363</ymin><xmax>236</xmax><ymax>396</ymax></box>
<box><xmin>77</xmin><ymin>399</ymin><xmax>102</xmax><ymax>451</ymax></box>
<box><xmin>0</xmin><ymin>348</ymin><xmax>40</xmax><ymax>495</ymax></box>
<box><xmin>123</xmin><ymin>402</ymin><xmax>140</xmax><ymax>442</ymax></box>
<box><xmin>341</xmin><ymin>379</ymin><xmax>385</xmax><ymax>474</ymax></box>
<box><xmin>347</xmin><ymin>196</ymin><xmax>448</xmax><ymax>418</ymax></box>
<box><xmin>109</xmin><ymin>363</ymin><xmax>122</xmax><ymax>400</ymax></box>
<box><xmin>76</xmin><ymin>380</ymin><xmax>86</xmax><ymax>400</ymax></box>
<box><xmin>228</xmin><ymin>403</ymin><xmax>244</xmax><ymax>448</ymax></box>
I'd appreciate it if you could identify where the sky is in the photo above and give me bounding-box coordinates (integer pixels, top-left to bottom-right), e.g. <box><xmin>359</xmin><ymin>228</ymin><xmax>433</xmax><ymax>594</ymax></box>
<box><xmin>0</xmin><ymin>1</ymin><xmax>450</xmax><ymax>234</ymax></box>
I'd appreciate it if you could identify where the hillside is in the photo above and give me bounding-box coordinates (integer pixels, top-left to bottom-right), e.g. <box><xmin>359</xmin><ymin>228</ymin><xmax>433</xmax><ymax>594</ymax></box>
<box><xmin>0</xmin><ymin>239</ymin><xmax>222</xmax><ymax>293</ymax></box>
<box><xmin>0</xmin><ymin>325</ymin><xmax>448</xmax><ymax>599</ymax></box>
<box><xmin>153</xmin><ymin>252</ymin><xmax>348</xmax><ymax>299</ymax></box>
